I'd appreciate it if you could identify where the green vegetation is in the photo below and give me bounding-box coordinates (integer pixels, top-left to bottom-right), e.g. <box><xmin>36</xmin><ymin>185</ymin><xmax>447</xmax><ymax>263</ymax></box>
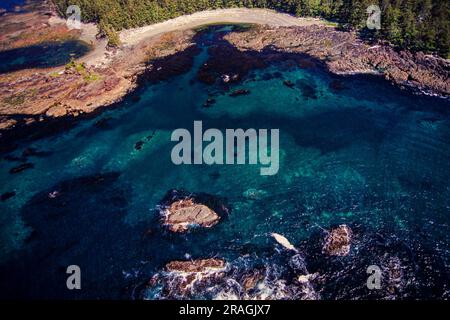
<box><xmin>83</xmin><ymin>72</ymin><xmax>101</xmax><ymax>82</ymax></box>
<box><xmin>3</xmin><ymin>93</ymin><xmax>27</xmax><ymax>106</ymax></box>
<box><xmin>49</xmin><ymin>71</ymin><xmax>62</xmax><ymax>77</ymax></box>
<box><xmin>65</xmin><ymin>58</ymin><xmax>101</xmax><ymax>82</ymax></box>
<box><xmin>53</xmin><ymin>0</ymin><xmax>449</xmax><ymax>57</ymax></box>
<box><xmin>98</xmin><ymin>20</ymin><xmax>121</xmax><ymax>47</ymax></box>
<box><xmin>2</xmin><ymin>89</ymin><xmax>38</xmax><ymax>106</ymax></box>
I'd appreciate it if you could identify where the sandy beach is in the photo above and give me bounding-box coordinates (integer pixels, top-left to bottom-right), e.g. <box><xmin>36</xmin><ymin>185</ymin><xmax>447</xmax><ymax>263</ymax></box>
<box><xmin>75</xmin><ymin>8</ymin><xmax>325</xmax><ymax>67</ymax></box>
<box><xmin>121</xmin><ymin>8</ymin><xmax>323</xmax><ymax>46</ymax></box>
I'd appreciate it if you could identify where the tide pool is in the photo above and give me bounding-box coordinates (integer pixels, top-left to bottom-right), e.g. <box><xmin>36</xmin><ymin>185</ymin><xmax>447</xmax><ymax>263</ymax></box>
<box><xmin>0</xmin><ymin>40</ymin><xmax>91</xmax><ymax>74</ymax></box>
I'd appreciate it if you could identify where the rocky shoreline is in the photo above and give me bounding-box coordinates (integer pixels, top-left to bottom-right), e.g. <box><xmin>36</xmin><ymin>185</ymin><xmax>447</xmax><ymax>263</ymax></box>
<box><xmin>0</xmin><ymin>1</ymin><xmax>197</xmax><ymax>134</ymax></box>
<box><xmin>225</xmin><ymin>25</ymin><xmax>450</xmax><ymax>98</ymax></box>
<box><xmin>0</xmin><ymin>5</ymin><xmax>449</xmax><ymax>148</ymax></box>
<box><xmin>0</xmin><ymin>30</ymin><xmax>196</xmax><ymax>130</ymax></box>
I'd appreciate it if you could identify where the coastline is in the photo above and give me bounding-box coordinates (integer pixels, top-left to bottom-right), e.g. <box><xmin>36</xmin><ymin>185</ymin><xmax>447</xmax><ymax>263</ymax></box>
<box><xmin>1</xmin><ymin>12</ymin><xmax>450</xmax><ymax>300</ymax></box>
<box><xmin>225</xmin><ymin>25</ymin><xmax>450</xmax><ymax>98</ymax></box>
<box><xmin>0</xmin><ymin>3</ymin><xmax>449</xmax><ymax>139</ymax></box>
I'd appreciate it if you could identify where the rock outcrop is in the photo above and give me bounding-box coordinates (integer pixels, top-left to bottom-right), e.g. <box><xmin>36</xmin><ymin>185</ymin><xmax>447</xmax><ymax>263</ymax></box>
<box><xmin>225</xmin><ymin>25</ymin><xmax>450</xmax><ymax>97</ymax></box>
<box><xmin>141</xmin><ymin>255</ymin><xmax>319</xmax><ymax>300</ymax></box>
<box><xmin>144</xmin><ymin>258</ymin><xmax>227</xmax><ymax>299</ymax></box>
<box><xmin>0</xmin><ymin>10</ymin><xmax>196</xmax><ymax>133</ymax></box>
<box><xmin>159</xmin><ymin>189</ymin><xmax>229</xmax><ymax>232</ymax></box>
<box><xmin>322</xmin><ymin>224</ymin><xmax>352</xmax><ymax>256</ymax></box>
<box><xmin>163</xmin><ymin>199</ymin><xmax>220</xmax><ymax>232</ymax></box>
<box><xmin>166</xmin><ymin>258</ymin><xmax>226</xmax><ymax>273</ymax></box>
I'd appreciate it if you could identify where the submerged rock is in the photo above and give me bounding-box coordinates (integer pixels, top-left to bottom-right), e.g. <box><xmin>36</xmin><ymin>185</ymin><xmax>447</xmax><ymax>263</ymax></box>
<box><xmin>283</xmin><ymin>80</ymin><xmax>295</xmax><ymax>88</ymax></box>
<box><xmin>134</xmin><ymin>140</ymin><xmax>144</xmax><ymax>151</ymax></box>
<box><xmin>1</xmin><ymin>191</ymin><xmax>16</xmax><ymax>201</ymax></box>
<box><xmin>146</xmin><ymin>130</ymin><xmax>156</xmax><ymax>141</ymax></box>
<box><xmin>203</xmin><ymin>97</ymin><xmax>216</xmax><ymax>108</ymax></box>
<box><xmin>22</xmin><ymin>147</ymin><xmax>43</xmax><ymax>158</ymax></box>
<box><xmin>131</xmin><ymin>95</ymin><xmax>141</xmax><ymax>103</ymax></box>
<box><xmin>93</xmin><ymin>117</ymin><xmax>113</xmax><ymax>130</ymax></box>
<box><xmin>296</xmin><ymin>79</ymin><xmax>318</xmax><ymax>99</ymax></box>
<box><xmin>329</xmin><ymin>79</ymin><xmax>345</xmax><ymax>92</ymax></box>
<box><xmin>4</xmin><ymin>154</ymin><xmax>23</xmax><ymax>162</ymax></box>
<box><xmin>229</xmin><ymin>89</ymin><xmax>250</xmax><ymax>97</ymax></box>
<box><xmin>9</xmin><ymin>162</ymin><xmax>34</xmax><ymax>174</ymax></box>
<box><xmin>146</xmin><ymin>45</ymin><xmax>202</xmax><ymax>83</ymax></box>
<box><xmin>196</xmin><ymin>42</ymin><xmax>266</xmax><ymax>85</ymax></box>
<box><xmin>322</xmin><ymin>225</ymin><xmax>352</xmax><ymax>256</ymax></box>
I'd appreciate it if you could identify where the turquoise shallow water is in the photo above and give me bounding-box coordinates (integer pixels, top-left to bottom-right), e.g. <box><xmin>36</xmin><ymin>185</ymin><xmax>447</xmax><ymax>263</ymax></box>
<box><xmin>0</xmin><ymin>26</ymin><xmax>449</xmax><ymax>299</ymax></box>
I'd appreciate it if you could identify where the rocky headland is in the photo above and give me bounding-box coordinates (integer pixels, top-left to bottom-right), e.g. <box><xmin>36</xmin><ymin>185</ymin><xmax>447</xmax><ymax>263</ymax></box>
<box><xmin>0</xmin><ymin>23</ymin><xmax>196</xmax><ymax>132</ymax></box>
<box><xmin>225</xmin><ymin>25</ymin><xmax>450</xmax><ymax>97</ymax></box>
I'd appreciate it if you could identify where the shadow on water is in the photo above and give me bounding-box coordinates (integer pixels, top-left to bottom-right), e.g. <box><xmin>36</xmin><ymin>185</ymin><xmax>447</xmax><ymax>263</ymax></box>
<box><xmin>0</xmin><ymin>0</ymin><xmax>25</xmax><ymax>12</ymax></box>
<box><xmin>0</xmin><ymin>40</ymin><xmax>91</xmax><ymax>74</ymax></box>
<box><xmin>0</xmin><ymin>172</ymin><xmax>150</xmax><ymax>299</ymax></box>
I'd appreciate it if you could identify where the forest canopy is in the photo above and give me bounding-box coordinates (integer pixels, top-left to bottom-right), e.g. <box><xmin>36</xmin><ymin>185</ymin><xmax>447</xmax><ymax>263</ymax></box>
<box><xmin>53</xmin><ymin>0</ymin><xmax>449</xmax><ymax>57</ymax></box>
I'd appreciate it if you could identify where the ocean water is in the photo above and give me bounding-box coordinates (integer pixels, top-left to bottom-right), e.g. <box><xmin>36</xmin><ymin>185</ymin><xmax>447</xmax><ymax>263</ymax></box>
<box><xmin>0</xmin><ymin>0</ymin><xmax>25</xmax><ymax>12</ymax></box>
<box><xmin>0</xmin><ymin>26</ymin><xmax>449</xmax><ymax>299</ymax></box>
<box><xmin>0</xmin><ymin>40</ymin><xmax>91</xmax><ymax>74</ymax></box>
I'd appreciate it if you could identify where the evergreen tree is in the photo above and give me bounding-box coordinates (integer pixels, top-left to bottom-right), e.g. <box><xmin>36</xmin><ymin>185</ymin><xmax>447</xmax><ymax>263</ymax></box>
<box><xmin>52</xmin><ymin>0</ymin><xmax>450</xmax><ymax>57</ymax></box>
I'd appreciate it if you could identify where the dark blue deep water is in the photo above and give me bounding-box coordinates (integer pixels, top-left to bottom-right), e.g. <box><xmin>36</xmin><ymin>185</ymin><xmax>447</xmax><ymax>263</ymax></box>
<box><xmin>0</xmin><ymin>0</ymin><xmax>25</xmax><ymax>12</ymax></box>
<box><xmin>0</xmin><ymin>40</ymin><xmax>91</xmax><ymax>74</ymax></box>
<box><xmin>0</xmin><ymin>26</ymin><xmax>449</xmax><ymax>299</ymax></box>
